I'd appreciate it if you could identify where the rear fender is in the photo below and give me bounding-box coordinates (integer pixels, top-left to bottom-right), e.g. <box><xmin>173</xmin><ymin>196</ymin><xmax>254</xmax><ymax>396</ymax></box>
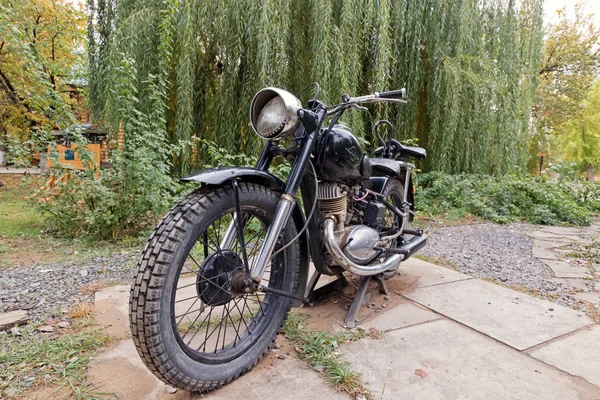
<box><xmin>181</xmin><ymin>167</ymin><xmax>309</xmax><ymax>307</ymax></box>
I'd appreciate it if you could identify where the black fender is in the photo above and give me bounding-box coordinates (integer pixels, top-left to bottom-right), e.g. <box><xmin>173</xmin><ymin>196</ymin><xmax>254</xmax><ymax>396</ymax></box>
<box><xmin>181</xmin><ymin>167</ymin><xmax>309</xmax><ymax>307</ymax></box>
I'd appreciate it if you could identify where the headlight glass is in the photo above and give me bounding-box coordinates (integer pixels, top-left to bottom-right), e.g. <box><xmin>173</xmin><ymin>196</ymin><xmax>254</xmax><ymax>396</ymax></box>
<box><xmin>250</xmin><ymin>87</ymin><xmax>302</xmax><ymax>140</ymax></box>
<box><xmin>255</xmin><ymin>96</ymin><xmax>289</xmax><ymax>138</ymax></box>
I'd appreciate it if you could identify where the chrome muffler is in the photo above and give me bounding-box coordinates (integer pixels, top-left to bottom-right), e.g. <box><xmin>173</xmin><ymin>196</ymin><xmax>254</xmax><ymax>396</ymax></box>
<box><xmin>323</xmin><ymin>217</ymin><xmax>404</xmax><ymax>276</ymax></box>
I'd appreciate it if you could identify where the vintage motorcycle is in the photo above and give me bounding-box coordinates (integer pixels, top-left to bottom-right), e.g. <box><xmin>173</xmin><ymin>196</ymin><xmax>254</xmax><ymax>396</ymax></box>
<box><xmin>129</xmin><ymin>85</ymin><xmax>427</xmax><ymax>392</ymax></box>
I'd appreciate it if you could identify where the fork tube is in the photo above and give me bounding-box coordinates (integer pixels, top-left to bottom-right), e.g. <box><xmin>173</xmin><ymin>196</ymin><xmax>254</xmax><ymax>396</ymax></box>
<box><xmin>250</xmin><ymin>194</ymin><xmax>296</xmax><ymax>282</ymax></box>
<box><xmin>219</xmin><ymin>214</ymin><xmax>238</xmax><ymax>250</ymax></box>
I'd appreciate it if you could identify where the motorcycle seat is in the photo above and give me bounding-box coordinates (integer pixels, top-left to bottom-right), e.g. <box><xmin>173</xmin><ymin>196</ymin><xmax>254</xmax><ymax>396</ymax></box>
<box><xmin>399</xmin><ymin>145</ymin><xmax>426</xmax><ymax>161</ymax></box>
<box><xmin>373</xmin><ymin>142</ymin><xmax>427</xmax><ymax>161</ymax></box>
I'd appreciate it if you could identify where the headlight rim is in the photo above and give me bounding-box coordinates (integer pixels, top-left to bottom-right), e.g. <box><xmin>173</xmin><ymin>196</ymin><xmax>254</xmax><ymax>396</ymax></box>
<box><xmin>250</xmin><ymin>87</ymin><xmax>302</xmax><ymax>140</ymax></box>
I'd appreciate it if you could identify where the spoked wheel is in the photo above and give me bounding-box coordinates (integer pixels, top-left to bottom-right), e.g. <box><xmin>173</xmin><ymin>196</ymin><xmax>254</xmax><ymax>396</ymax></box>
<box><xmin>381</xmin><ymin>179</ymin><xmax>407</xmax><ymax>233</ymax></box>
<box><xmin>130</xmin><ymin>183</ymin><xmax>299</xmax><ymax>392</ymax></box>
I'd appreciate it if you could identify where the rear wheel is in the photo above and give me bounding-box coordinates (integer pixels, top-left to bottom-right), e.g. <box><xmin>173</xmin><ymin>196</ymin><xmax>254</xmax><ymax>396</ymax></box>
<box><xmin>381</xmin><ymin>178</ymin><xmax>409</xmax><ymax>234</ymax></box>
<box><xmin>381</xmin><ymin>179</ymin><xmax>410</xmax><ymax>278</ymax></box>
<box><xmin>129</xmin><ymin>183</ymin><xmax>300</xmax><ymax>392</ymax></box>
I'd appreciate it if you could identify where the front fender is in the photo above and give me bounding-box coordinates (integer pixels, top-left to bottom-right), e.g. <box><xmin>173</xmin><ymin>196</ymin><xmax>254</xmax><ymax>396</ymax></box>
<box><xmin>181</xmin><ymin>166</ymin><xmax>309</xmax><ymax>307</ymax></box>
<box><xmin>181</xmin><ymin>166</ymin><xmax>285</xmax><ymax>190</ymax></box>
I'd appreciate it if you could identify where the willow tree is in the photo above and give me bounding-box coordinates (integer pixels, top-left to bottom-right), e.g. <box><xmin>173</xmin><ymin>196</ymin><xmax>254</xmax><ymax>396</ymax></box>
<box><xmin>88</xmin><ymin>0</ymin><xmax>544</xmax><ymax>176</ymax></box>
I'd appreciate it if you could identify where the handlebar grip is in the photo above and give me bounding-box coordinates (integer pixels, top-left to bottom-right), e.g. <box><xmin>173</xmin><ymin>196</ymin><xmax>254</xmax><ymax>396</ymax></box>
<box><xmin>377</xmin><ymin>89</ymin><xmax>407</xmax><ymax>100</ymax></box>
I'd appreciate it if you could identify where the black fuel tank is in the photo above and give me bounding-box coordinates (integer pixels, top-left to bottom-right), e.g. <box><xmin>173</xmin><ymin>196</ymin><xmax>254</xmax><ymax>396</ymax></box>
<box><xmin>316</xmin><ymin>125</ymin><xmax>365</xmax><ymax>182</ymax></box>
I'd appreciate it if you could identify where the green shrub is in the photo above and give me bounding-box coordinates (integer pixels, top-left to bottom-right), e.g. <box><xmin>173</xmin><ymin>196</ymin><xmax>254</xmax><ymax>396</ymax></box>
<box><xmin>415</xmin><ymin>172</ymin><xmax>598</xmax><ymax>226</ymax></box>
<box><xmin>33</xmin><ymin>135</ymin><xmax>292</xmax><ymax>240</ymax></box>
<box><xmin>34</xmin><ymin>150</ymin><xmax>179</xmax><ymax>240</ymax></box>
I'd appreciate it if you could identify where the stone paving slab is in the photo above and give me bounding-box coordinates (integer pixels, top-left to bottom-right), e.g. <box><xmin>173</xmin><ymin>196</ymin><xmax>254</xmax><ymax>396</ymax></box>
<box><xmin>402</xmin><ymin>279</ymin><xmax>594</xmax><ymax>350</ymax></box>
<box><xmin>534</xmin><ymin>239</ymin><xmax>569</xmax><ymax>249</ymax></box>
<box><xmin>0</xmin><ymin>310</ymin><xmax>29</xmax><ymax>330</ymax></box>
<box><xmin>397</xmin><ymin>258</ymin><xmax>472</xmax><ymax>289</ymax></box>
<box><xmin>573</xmin><ymin>291</ymin><xmax>600</xmax><ymax>306</ymax></box>
<box><xmin>206</xmin><ymin>355</ymin><xmax>348</xmax><ymax>400</ymax></box>
<box><xmin>87</xmin><ymin>339</ymin><xmax>345</xmax><ymax>400</ymax></box>
<box><xmin>529</xmin><ymin>325</ymin><xmax>600</xmax><ymax>387</ymax></box>
<box><xmin>365</xmin><ymin>300</ymin><xmax>441</xmax><ymax>332</ymax></box>
<box><xmin>551</xmin><ymin>278</ymin><xmax>591</xmax><ymax>291</ymax></box>
<box><xmin>541</xmin><ymin>226</ymin><xmax>586</xmax><ymax>236</ymax></box>
<box><xmin>94</xmin><ymin>284</ymin><xmax>131</xmax><ymax>339</ymax></box>
<box><xmin>541</xmin><ymin>259</ymin><xmax>592</xmax><ymax>278</ymax></box>
<box><xmin>527</xmin><ymin>231</ymin><xmax>574</xmax><ymax>242</ymax></box>
<box><xmin>532</xmin><ymin>246</ymin><xmax>560</xmax><ymax>260</ymax></box>
<box><xmin>87</xmin><ymin>284</ymin><xmax>344</xmax><ymax>400</ymax></box>
<box><xmin>343</xmin><ymin>319</ymin><xmax>600</xmax><ymax>400</ymax></box>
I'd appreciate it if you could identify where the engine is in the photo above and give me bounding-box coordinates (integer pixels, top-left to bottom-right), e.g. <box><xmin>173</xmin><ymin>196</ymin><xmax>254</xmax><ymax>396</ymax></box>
<box><xmin>317</xmin><ymin>182</ymin><xmax>347</xmax><ymax>233</ymax></box>
<box><xmin>318</xmin><ymin>182</ymin><xmax>381</xmax><ymax>265</ymax></box>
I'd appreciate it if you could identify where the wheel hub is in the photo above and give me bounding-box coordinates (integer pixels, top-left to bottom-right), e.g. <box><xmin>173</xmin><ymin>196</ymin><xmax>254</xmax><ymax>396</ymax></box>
<box><xmin>196</xmin><ymin>250</ymin><xmax>244</xmax><ymax>306</ymax></box>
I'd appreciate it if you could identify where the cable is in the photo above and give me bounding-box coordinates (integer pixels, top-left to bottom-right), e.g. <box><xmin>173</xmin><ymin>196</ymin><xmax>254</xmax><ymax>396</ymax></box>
<box><xmin>270</xmin><ymin>160</ymin><xmax>319</xmax><ymax>259</ymax></box>
<box><xmin>352</xmin><ymin>189</ymin><xmax>374</xmax><ymax>202</ymax></box>
<box><xmin>295</xmin><ymin>82</ymin><xmax>321</xmax><ymax>108</ymax></box>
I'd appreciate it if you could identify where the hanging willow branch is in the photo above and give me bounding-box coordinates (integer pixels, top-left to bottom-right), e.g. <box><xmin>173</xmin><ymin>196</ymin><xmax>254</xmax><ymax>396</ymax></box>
<box><xmin>87</xmin><ymin>0</ymin><xmax>544</xmax><ymax>175</ymax></box>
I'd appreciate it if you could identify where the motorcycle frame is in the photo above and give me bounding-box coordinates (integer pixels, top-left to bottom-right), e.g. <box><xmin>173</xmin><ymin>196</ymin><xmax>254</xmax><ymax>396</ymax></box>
<box><xmin>182</xmin><ymin>100</ymin><xmax>415</xmax><ymax>302</ymax></box>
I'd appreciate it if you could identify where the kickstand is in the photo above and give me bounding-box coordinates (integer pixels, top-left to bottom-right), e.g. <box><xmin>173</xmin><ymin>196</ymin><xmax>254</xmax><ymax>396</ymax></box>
<box><xmin>304</xmin><ymin>270</ymin><xmax>347</xmax><ymax>304</ymax></box>
<box><xmin>344</xmin><ymin>274</ymin><xmax>389</xmax><ymax>329</ymax></box>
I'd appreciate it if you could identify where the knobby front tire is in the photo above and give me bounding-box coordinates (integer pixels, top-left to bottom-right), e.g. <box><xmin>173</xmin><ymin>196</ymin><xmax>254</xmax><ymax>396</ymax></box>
<box><xmin>129</xmin><ymin>183</ymin><xmax>300</xmax><ymax>392</ymax></box>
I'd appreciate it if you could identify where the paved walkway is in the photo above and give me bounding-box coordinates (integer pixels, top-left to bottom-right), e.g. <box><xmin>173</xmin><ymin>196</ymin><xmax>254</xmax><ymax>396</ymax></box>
<box><xmin>33</xmin><ymin>257</ymin><xmax>600</xmax><ymax>399</ymax></box>
<box><xmin>529</xmin><ymin>224</ymin><xmax>600</xmax><ymax>307</ymax></box>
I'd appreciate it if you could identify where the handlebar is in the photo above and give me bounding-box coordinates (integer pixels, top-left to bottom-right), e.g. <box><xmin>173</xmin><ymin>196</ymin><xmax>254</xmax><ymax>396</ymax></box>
<box><xmin>346</xmin><ymin>88</ymin><xmax>407</xmax><ymax>104</ymax></box>
<box><xmin>377</xmin><ymin>89</ymin><xmax>407</xmax><ymax>100</ymax></box>
<box><xmin>326</xmin><ymin>88</ymin><xmax>407</xmax><ymax>116</ymax></box>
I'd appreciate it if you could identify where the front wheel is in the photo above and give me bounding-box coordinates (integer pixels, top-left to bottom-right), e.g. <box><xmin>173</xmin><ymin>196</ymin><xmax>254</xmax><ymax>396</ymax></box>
<box><xmin>129</xmin><ymin>183</ymin><xmax>300</xmax><ymax>392</ymax></box>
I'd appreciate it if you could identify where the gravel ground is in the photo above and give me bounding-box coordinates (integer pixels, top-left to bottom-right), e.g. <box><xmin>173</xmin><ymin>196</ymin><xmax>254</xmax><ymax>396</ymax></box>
<box><xmin>0</xmin><ymin>222</ymin><xmax>592</xmax><ymax>324</ymax></box>
<box><xmin>420</xmin><ymin>223</ymin><xmax>586</xmax><ymax>310</ymax></box>
<box><xmin>0</xmin><ymin>252</ymin><xmax>137</xmax><ymax>322</ymax></box>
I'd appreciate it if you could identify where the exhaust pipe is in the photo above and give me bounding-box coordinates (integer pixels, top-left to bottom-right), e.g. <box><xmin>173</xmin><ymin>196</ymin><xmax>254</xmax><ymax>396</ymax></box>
<box><xmin>382</xmin><ymin>234</ymin><xmax>427</xmax><ymax>259</ymax></box>
<box><xmin>324</xmin><ymin>218</ymin><xmax>403</xmax><ymax>276</ymax></box>
<box><xmin>323</xmin><ymin>217</ymin><xmax>428</xmax><ymax>276</ymax></box>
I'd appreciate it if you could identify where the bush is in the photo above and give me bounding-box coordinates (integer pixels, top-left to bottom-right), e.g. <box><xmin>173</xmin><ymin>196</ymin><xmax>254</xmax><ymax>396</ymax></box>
<box><xmin>32</xmin><ymin>135</ymin><xmax>292</xmax><ymax>240</ymax></box>
<box><xmin>34</xmin><ymin>147</ymin><xmax>179</xmax><ymax>240</ymax></box>
<box><xmin>415</xmin><ymin>171</ymin><xmax>599</xmax><ymax>226</ymax></box>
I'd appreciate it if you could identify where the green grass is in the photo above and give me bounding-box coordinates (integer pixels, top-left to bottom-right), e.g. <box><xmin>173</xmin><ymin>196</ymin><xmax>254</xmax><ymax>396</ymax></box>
<box><xmin>0</xmin><ymin>322</ymin><xmax>112</xmax><ymax>399</ymax></box>
<box><xmin>0</xmin><ymin>177</ymin><xmax>45</xmax><ymax>238</ymax></box>
<box><xmin>282</xmin><ymin>313</ymin><xmax>371</xmax><ymax>399</ymax></box>
<box><xmin>0</xmin><ymin>176</ymin><xmax>141</xmax><ymax>267</ymax></box>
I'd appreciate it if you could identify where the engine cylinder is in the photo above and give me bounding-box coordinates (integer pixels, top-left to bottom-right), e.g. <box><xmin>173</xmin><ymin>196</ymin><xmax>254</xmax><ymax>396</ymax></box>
<box><xmin>317</xmin><ymin>182</ymin><xmax>347</xmax><ymax>232</ymax></box>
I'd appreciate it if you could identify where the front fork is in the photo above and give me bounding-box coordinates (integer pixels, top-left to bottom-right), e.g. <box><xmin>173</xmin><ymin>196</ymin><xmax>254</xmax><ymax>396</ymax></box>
<box><xmin>223</xmin><ymin>106</ymin><xmax>325</xmax><ymax>284</ymax></box>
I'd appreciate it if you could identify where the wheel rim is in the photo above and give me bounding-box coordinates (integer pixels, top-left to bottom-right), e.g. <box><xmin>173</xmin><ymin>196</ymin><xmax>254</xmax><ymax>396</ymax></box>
<box><xmin>169</xmin><ymin>207</ymin><xmax>285</xmax><ymax>364</ymax></box>
<box><xmin>383</xmin><ymin>190</ymin><xmax>402</xmax><ymax>234</ymax></box>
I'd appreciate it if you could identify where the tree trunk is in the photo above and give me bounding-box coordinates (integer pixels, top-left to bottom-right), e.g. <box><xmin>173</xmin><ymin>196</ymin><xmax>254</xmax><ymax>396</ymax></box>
<box><xmin>586</xmin><ymin>163</ymin><xmax>595</xmax><ymax>181</ymax></box>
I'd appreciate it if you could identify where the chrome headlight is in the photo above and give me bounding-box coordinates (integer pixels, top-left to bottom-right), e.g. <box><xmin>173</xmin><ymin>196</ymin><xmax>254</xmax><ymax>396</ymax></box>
<box><xmin>250</xmin><ymin>87</ymin><xmax>302</xmax><ymax>140</ymax></box>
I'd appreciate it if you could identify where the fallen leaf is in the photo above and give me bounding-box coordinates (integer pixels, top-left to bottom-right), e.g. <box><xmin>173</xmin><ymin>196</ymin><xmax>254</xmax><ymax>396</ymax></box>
<box><xmin>415</xmin><ymin>368</ymin><xmax>427</xmax><ymax>378</ymax></box>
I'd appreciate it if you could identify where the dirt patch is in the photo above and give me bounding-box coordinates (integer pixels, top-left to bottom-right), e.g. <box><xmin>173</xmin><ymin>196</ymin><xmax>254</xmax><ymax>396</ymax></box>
<box><xmin>298</xmin><ymin>272</ymin><xmax>419</xmax><ymax>331</ymax></box>
<box><xmin>27</xmin><ymin>385</ymin><xmax>72</xmax><ymax>399</ymax></box>
<box><xmin>0</xmin><ymin>237</ymin><xmax>72</xmax><ymax>267</ymax></box>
